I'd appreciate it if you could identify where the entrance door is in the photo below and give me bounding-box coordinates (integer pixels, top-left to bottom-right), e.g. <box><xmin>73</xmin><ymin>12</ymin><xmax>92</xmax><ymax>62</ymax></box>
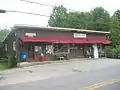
<box><xmin>27</xmin><ymin>45</ymin><xmax>34</xmax><ymax>62</ymax></box>
<box><xmin>69</xmin><ymin>44</ymin><xmax>84</xmax><ymax>59</ymax></box>
<box><xmin>35</xmin><ymin>46</ymin><xmax>42</xmax><ymax>62</ymax></box>
<box><xmin>76</xmin><ymin>44</ymin><xmax>84</xmax><ymax>58</ymax></box>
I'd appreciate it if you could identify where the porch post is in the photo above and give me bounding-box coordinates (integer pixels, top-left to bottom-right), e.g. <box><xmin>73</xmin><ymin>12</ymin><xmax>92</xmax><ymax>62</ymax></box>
<box><xmin>93</xmin><ymin>44</ymin><xmax>99</xmax><ymax>58</ymax></box>
<box><xmin>34</xmin><ymin>45</ymin><xmax>36</xmax><ymax>62</ymax></box>
<box><xmin>68</xmin><ymin>44</ymin><xmax>70</xmax><ymax>53</ymax></box>
<box><xmin>16</xmin><ymin>37</ymin><xmax>19</xmax><ymax>62</ymax></box>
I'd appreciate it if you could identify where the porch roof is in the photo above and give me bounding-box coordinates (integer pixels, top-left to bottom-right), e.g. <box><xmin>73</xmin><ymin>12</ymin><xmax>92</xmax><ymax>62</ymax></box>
<box><xmin>20</xmin><ymin>36</ymin><xmax>111</xmax><ymax>44</ymax></box>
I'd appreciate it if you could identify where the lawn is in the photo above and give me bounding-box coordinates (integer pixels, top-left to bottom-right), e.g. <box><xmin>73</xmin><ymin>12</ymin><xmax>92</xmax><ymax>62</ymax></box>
<box><xmin>0</xmin><ymin>63</ymin><xmax>10</xmax><ymax>70</ymax></box>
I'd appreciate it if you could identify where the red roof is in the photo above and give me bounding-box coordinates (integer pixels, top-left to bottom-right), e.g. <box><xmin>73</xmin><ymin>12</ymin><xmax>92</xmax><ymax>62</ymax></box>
<box><xmin>87</xmin><ymin>39</ymin><xmax>111</xmax><ymax>44</ymax></box>
<box><xmin>20</xmin><ymin>37</ymin><xmax>111</xmax><ymax>44</ymax></box>
<box><xmin>20</xmin><ymin>37</ymin><xmax>58</xmax><ymax>43</ymax></box>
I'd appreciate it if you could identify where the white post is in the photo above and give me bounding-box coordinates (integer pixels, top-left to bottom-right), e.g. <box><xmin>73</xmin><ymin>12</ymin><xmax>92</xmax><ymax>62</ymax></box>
<box><xmin>68</xmin><ymin>44</ymin><xmax>70</xmax><ymax>54</ymax></box>
<box><xmin>93</xmin><ymin>44</ymin><xmax>99</xmax><ymax>58</ymax></box>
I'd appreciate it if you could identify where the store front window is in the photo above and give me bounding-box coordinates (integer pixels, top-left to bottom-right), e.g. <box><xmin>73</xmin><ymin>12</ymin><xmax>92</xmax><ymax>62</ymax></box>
<box><xmin>54</xmin><ymin>44</ymin><xmax>69</xmax><ymax>54</ymax></box>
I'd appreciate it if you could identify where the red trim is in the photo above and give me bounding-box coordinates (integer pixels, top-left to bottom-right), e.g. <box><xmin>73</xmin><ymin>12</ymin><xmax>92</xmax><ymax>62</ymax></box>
<box><xmin>19</xmin><ymin>36</ymin><xmax>111</xmax><ymax>44</ymax></box>
<box><xmin>87</xmin><ymin>39</ymin><xmax>111</xmax><ymax>44</ymax></box>
<box><xmin>20</xmin><ymin>37</ymin><xmax>58</xmax><ymax>42</ymax></box>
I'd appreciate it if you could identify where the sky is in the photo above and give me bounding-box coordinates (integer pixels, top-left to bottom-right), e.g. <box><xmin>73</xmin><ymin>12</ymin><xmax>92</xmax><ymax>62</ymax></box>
<box><xmin>0</xmin><ymin>0</ymin><xmax>119</xmax><ymax>29</ymax></box>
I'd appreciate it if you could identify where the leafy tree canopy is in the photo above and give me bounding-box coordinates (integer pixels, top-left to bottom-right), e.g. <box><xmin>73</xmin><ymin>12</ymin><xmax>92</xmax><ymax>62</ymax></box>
<box><xmin>0</xmin><ymin>29</ymin><xmax>10</xmax><ymax>42</ymax></box>
<box><xmin>48</xmin><ymin>6</ymin><xmax>110</xmax><ymax>31</ymax></box>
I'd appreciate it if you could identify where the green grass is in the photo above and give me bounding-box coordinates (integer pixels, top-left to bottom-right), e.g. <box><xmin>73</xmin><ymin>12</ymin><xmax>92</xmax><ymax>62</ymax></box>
<box><xmin>0</xmin><ymin>63</ymin><xmax>10</xmax><ymax>70</ymax></box>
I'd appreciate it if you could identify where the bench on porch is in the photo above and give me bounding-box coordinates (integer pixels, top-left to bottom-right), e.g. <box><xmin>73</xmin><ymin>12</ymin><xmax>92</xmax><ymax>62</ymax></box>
<box><xmin>54</xmin><ymin>52</ymin><xmax>69</xmax><ymax>60</ymax></box>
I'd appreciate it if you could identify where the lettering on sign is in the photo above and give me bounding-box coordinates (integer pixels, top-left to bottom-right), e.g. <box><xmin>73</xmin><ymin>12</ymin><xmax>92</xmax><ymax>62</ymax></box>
<box><xmin>25</xmin><ymin>33</ymin><xmax>36</xmax><ymax>37</ymax></box>
<box><xmin>73</xmin><ymin>33</ymin><xmax>86</xmax><ymax>38</ymax></box>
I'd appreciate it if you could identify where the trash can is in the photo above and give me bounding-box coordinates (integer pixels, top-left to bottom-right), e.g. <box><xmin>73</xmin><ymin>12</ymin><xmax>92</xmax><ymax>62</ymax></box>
<box><xmin>20</xmin><ymin>50</ymin><xmax>27</xmax><ymax>62</ymax></box>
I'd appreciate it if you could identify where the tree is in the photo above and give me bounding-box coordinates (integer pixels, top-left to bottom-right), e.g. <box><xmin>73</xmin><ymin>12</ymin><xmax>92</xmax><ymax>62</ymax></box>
<box><xmin>48</xmin><ymin>5</ymin><xmax>68</xmax><ymax>27</ymax></box>
<box><xmin>66</xmin><ymin>12</ymin><xmax>93</xmax><ymax>29</ymax></box>
<box><xmin>48</xmin><ymin>5</ymin><xmax>93</xmax><ymax>29</ymax></box>
<box><xmin>110</xmin><ymin>10</ymin><xmax>120</xmax><ymax>47</ymax></box>
<box><xmin>90</xmin><ymin>7</ymin><xmax>111</xmax><ymax>31</ymax></box>
<box><xmin>112</xmin><ymin>10</ymin><xmax>120</xmax><ymax>26</ymax></box>
<box><xmin>0</xmin><ymin>29</ymin><xmax>10</xmax><ymax>42</ymax></box>
<box><xmin>48</xmin><ymin>6</ymin><xmax>110</xmax><ymax>31</ymax></box>
<box><xmin>106</xmin><ymin>10</ymin><xmax>120</xmax><ymax>57</ymax></box>
<box><xmin>109</xmin><ymin>10</ymin><xmax>120</xmax><ymax>47</ymax></box>
<box><xmin>113</xmin><ymin>10</ymin><xmax>120</xmax><ymax>19</ymax></box>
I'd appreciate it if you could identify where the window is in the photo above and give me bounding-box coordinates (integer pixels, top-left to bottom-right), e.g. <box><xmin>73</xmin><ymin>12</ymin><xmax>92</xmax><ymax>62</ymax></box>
<box><xmin>5</xmin><ymin>44</ymin><xmax>7</xmax><ymax>51</ymax></box>
<box><xmin>54</xmin><ymin>44</ymin><xmax>69</xmax><ymax>54</ymax></box>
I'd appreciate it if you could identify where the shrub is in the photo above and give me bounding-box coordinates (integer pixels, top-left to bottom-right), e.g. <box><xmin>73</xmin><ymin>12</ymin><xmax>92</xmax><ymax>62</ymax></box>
<box><xmin>107</xmin><ymin>46</ymin><xmax>120</xmax><ymax>59</ymax></box>
<box><xmin>8</xmin><ymin>55</ymin><xmax>17</xmax><ymax>68</ymax></box>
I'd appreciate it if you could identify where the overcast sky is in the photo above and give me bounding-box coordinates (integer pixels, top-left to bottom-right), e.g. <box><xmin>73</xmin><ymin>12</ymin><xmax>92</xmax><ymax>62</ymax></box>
<box><xmin>0</xmin><ymin>0</ymin><xmax>119</xmax><ymax>29</ymax></box>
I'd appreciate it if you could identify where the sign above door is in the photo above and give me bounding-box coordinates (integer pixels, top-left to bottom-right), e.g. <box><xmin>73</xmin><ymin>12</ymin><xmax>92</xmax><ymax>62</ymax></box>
<box><xmin>73</xmin><ymin>33</ymin><xmax>87</xmax><ymax>38</ymax></box>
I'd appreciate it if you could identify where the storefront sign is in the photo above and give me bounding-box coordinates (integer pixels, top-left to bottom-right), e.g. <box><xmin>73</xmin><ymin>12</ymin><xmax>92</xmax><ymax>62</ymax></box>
<box><xmin>73</xmin><ymin>33</ymin><xmax>86</xmax><ymax>38</ymax></box>
<box><xmin>25</xmin><ymin>33</ymin><xmax>36</xmax><ymax>37</ymax></box>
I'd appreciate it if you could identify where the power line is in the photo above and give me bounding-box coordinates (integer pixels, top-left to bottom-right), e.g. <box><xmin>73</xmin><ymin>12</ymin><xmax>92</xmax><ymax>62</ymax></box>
<box><xmin>20</xmin><ymin>0</ymin><xmax>77</xmax><ymax>12</ymax></box>
<box><xmin>7</xmin><ymin>10</ymin><xmax>50</xmax><ymax>17</ymax></box>
<box><xmin>20</xmin><ymin>0</ymin><xmax>54</xmax><ymax>7</ymax></box>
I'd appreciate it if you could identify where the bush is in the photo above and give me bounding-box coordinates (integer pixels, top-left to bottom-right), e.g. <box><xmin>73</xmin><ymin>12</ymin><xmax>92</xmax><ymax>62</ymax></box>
<box><xmin>0</xmin><ymin>55</ymin><xmax>17</xmax><ymax>69</ymax></box>
<box><xmin>107</xmin><ymin>46</ymin><xmax>120</xmax><ymax>59</ymax></box>
<box><xmin>0</xmin><ymin>58</ymin><xmax>8</xmax><ymax>63</ymax></box>
<box><xmin>0</xmin><ymin>63</ymin><xmax>9</xmax><ymax>70</ymax></box>
<box><xmin>8</xmin><ymin>55</ymin><xmax>17</xmax><ymax>68</ymax></box>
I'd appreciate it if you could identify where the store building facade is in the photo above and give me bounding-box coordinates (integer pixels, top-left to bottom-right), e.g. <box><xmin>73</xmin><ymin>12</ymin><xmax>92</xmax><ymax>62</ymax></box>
<box><xmin>3</xmin><ymin>25</ymin><xmax>111</xmax><ymax>62</ymax></box>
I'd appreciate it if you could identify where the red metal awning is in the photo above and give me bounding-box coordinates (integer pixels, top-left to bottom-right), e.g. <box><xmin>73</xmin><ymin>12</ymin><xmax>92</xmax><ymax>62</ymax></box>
<box><xmin>58</xmin><ymin>38</ymin><xmax>88</xmax><ymax>43</ymax></box>
<box><xmin>87</xmin><ymin>39</ymin><xmax>111</xmax><ymax>44</ymax></box>
<box><xmin>20</xmin><ymin>37</ymin><xmax>59</xmax><ymax>43</ymax></box>
<box><xmin>20</xmin><ymin>37</ymin><xmax>111</xmax><ymax>44</ymax></box>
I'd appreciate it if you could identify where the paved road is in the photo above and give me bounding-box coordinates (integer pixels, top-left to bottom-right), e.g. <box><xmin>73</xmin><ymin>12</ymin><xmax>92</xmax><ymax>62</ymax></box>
<box><xmin>0</xmin><ymin>63</ymin><xmax>120</xmax><ymax>90</ymax></box>
<box><xmin>97</xmin><ymin>82</ymin><xmax>120</xmax><ymax>90</ymax></box>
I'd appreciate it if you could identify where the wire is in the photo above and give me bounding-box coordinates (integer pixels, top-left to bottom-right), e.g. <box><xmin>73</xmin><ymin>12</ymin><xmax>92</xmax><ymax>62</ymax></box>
<box><xmin>7</xmin><ymin>10</ymin><xmax>50</xmax><ymax>17</ymax></box>
<box><xmin>20</xmin><ymin>0</ymin><xmax>54</xmax><ymax>7</ymax></box>
<box><xmin>20</xmin><ymin>0</ymin><xmax>77</xmax><ymax>12</ymax></box>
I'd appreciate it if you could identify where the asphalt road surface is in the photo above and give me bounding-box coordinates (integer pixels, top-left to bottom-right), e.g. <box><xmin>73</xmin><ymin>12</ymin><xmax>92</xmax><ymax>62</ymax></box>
<box><xmin>0</xmin><ymin>64</ymin><xmax>120</xmax><ymax>90</ymax></box>
<box><xmin>97</xmin><ymin>82</ymin><xmax>120</xmax><ymax>90</ymax></box>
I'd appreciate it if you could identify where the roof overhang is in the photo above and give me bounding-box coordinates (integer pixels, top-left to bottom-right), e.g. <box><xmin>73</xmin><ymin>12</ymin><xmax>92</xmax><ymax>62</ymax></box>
<box><xmin>13</xmin><ymin>24</ymin><xmax>110</xmax><ymax>34</ymax></box>
<box><xmin>20</xmin><ymin>36</ymin><xmax>111</xmax><ymax>44</ymax></box>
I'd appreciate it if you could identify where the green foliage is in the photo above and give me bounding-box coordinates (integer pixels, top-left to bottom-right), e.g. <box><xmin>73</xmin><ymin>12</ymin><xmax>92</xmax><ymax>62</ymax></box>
<box><xmin>66</xmin><ymin>12</ymin><xmax>93</xmax><ymax>29</ymax></box>
<box><xmin>8</xmin><ymin>55</ymin><xmax>17</xmax><ymax>68</ymax></box>
<box><xmin>109</xmin><ymin>28</ymin><xmax>120</xmax><ymax>47</ymax></box>
<box><xmin>113</xmin><ymin>10</ymin><xmax>120</xmax><ymax>19</ymax></box>
<box><xmin>107</xmin><ymin>46</ymin><xmax>120</xmax><ymax>58</ymax></box>
<box><xmin>0</xmin><ymin>63</ymin><xmax>9</xmax><ymax>70</ymax></box>
<box><xmin>106</xmin><ymin>10</ymin><xmax>120</xmax><ymax>58</ymax></box>
<box><xmin>48</xmin><ymin>6</ymin><xmax>111</xmax><ymax>31</ymax></box>
<box><xmin>48</xmin><ymin>5</ymin><xmax>68</xmax><ymax>27</ymax></box>
<box><xmin>0</xmin><ymin>29</ymin><xmax>10</xmax><ymax>42</ymax></box>
<box><xmin>106</xmin><ymin>47</ymin><xmax>116</xmax><ymax>58</ymax></box>
<box><xmin>0</xmin><ymin>57</ymin><xmax>9</xmax><ymax>70</ymax></box>
<box><xmin>48</xmin><ymin>6</ymin><xmax>94</xmax><ymax>29</ymax></box>
<box><xmin>0</xmin><ymin>55</ymin><xmax>17</xmax><ymax>68</ymax></box>
<box><xmin>90</xmin><ymin>7</ymin><xmax>111</xmax><ymax>31</ymax></box>
<box><xmin>110</xmin><ymin>10</ymin><xmax>120</xmax><ymax>47</ymax></box>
